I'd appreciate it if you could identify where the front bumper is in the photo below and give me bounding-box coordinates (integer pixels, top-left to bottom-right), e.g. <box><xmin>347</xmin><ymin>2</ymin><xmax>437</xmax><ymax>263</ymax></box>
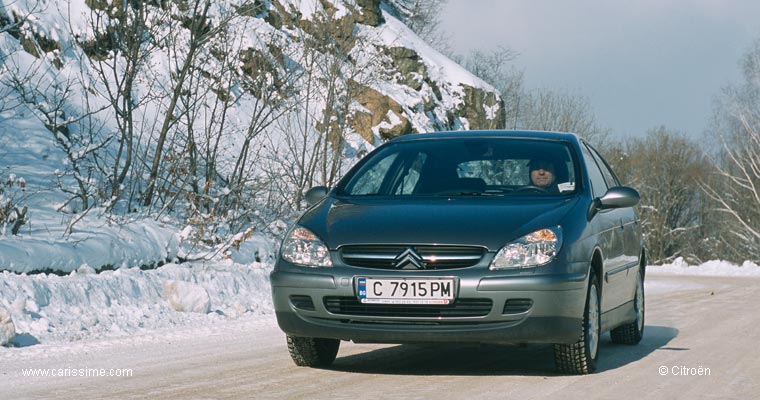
<box><xmin>270</xmin><ymin>262</ymin><xmax>589</xmax><ymax>345</ymax></box>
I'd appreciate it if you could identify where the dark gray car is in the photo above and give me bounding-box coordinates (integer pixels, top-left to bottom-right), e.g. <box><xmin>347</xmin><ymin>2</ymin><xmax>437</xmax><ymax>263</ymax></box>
<box><xmin>270</xmin><ymin>130</ymin><xmax>645</xmax><ymax>374</ymax></box>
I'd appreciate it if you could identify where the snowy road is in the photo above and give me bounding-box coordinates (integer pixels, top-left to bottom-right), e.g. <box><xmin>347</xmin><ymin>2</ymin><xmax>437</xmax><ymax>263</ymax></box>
<box><xmin>3</xmin><ymin>274</ymin><xmax>759</xmax><ymax>400</ymax></box>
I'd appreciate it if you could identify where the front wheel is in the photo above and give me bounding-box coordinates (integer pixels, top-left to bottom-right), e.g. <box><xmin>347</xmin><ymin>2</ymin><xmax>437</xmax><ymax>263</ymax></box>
<box><xmin>554</xmin><ymin>269</ymin><xmax>600</xmax><ymax>374</ymax></box>
<box><xmin>286</xmin><ymin>335</ymin><xmax>340</xmax><ymax>367</ymax></box>
<box><xmin>611</xmin><ymin>269</ymin><xmax>645</xmax><ymax>345</ymax></box>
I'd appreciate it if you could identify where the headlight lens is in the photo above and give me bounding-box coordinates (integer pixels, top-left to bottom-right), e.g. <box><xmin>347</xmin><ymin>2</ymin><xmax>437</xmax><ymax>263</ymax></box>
<box><xmin>490</xmin><ymin>227</ymin><xmax>563</xmax><ymax>270</ymax></box>
<box><xmin>281</xmin><ymin>226</ymin><xmax>333</xmax><ymax>267</ymax></box>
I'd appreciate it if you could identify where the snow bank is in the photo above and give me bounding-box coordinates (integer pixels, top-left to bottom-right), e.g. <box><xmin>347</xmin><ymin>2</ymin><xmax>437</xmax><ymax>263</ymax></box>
<box><xmin>0</xmin><ymin>262</ymin><xmax>273</xmax><ymax>344</ymax></box>
<box><xmin>648</xmin><ymin>257</ymin><xmax>760</xmax><ymax>277</ymax></box>
<box><xmin>0</xmin><ymin>305</ymin><xmax>15</xmax><ymax>346</ymax></box>
<box><xmin>0</xmin><ymin>218</ymin><xmax>181</xmax><ymax>274</ymax></box>
<box><xmin>227</xmin><ymin>234</ymin><xmax>273</xmax><ymax>265</ymax></box>
<box><xmin>163</xmin><ymin>280</ymin><xmax>211</xmax><ymax>314</ymax></box>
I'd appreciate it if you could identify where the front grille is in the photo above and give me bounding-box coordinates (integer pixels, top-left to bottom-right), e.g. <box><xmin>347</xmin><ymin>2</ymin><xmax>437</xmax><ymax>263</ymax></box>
<box><xmin>323</xmin><ymin>297</ymin><xmax>492</xmax><ymax>318</ymax></box>
<box><xmin>502</xmin><ymin>299</ymin><xmax>533</xmax><ymax>314</ymax></box>
<box><xmin>340</xmin><ymin>245</ymin><xmax>485</xmax><ymax>270</ymax></box>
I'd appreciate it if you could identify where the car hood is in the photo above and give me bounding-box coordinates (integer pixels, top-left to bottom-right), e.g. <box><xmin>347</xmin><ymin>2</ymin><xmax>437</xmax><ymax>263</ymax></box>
<box><xmin>299</xmin><ymin>196</ymin><xmax>581</xmax><ymax>251</ymax></box>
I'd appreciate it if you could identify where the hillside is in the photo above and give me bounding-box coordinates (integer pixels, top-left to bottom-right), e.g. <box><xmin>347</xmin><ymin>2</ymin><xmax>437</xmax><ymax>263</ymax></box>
<box><xmin>0</xmin><ymin>0</ymin><xmax>504</xmax><ymax>273</ymax></box>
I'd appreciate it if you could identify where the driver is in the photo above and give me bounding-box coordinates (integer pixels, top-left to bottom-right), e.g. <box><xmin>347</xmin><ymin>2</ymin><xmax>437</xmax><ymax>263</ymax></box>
<box><xmin>528</xmin><ymin>158</ymin><xmax>557</xmax><ymax>190</ymax></box>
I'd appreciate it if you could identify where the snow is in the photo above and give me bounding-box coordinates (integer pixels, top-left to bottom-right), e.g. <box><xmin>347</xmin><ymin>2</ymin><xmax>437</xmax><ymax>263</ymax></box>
<box><xmin>0</xmin><ymin>261</ymin><xmax>274</xmax><ymax>346</ymax></box>
<box><xmin>163</xmin><ymin>280</ymin><xmax>211</xmax><ymax>314</ymax></box>
<box><xmin>0</xmin><ymin>305</ymin><xmax>15</xmax><ymax>346</ymax></box>
<box><xmin>647</xmin><ymin>257</ymin><xmax>760</xmax><ymax>277</ymax></box>
<box><xmin>0</xmin><ymin>217</ymin><xmax>181</xmax><ymax>274</ymax></box>
<box><xmin>372</xmin><ymin>9</ymin><xmax>492</xmax><ymax>92</ymax></box>
<box><xmin>280</xmin><ymin>0</ymin><xmax>353</xmax><ymax>20</ymax></box>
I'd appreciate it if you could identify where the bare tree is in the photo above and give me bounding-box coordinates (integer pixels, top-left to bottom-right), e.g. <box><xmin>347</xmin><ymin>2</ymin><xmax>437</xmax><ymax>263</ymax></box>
<box><xmin>456</xmin><ymin>47</ymin><xmax>608</xmax><ymax>145</ymax></box>
<box><xmin>385</xmin><ymin>0</ymin><xmax>450</xmax><ymax>52</ymax></box>
<box><xmin>3</xmin><ymin>39</ymin><xmax>110</xmax><ymax>215</ymax></box>
<box><xmin>78</xmin><ymin>1</ymin><xmax>165</xmax><ymax>211</ymax></box>
<box><xmin>702</xmin><ymin>39</ymin><xmax>760</xmax><ymax>262</ymax></box>
<box><xmin>518</xmin><ymin>89</ymin><xmax>610</xmax><ymax>146</ymax></box>
<box><xmin>141</xmin><ymin>0</ymin><xmax>214</xmax><ymax>207</ymax></box>
<box><xmin>606</xmin><ymin>127</ymin><xmax>709</xmax><ymax>264</ymax></box>
<box><xmin>265</xmin><ymin>5</ymin><xmax>378</xmax><ymax>212</ymax></box>
<box><xmin>0</xmin><ymin>0</ymin><xmax>46</xmax><ymax>114</ymax></box>
<box><xmin>226</xmin><ymin>44</ymin><xmax>295</xmax><ymax>210</ymax></box>
<box><xmin>5</xmin><ymin>75</ymin><xmax>118</xmax><ymax>236</ymax></box>
<box><xmin>170</xmin><ymin>7</ymin><xmax>296</xmax><ymax>241</ymax></box>
<box><xmin>0</xmin><ymin>172</ymin><xmax>28</xmax><ymax>235</ymax></box>
<box><xmin>140</xmin><ymin>1</ymin><xmax>257</xmax><ymax>209</ymax></box>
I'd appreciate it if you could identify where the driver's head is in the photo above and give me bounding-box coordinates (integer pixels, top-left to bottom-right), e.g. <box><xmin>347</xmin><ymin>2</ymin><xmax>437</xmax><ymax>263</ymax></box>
<box><xmin>528</xmin><ymin>158</ymin><xmax>556</xmax><ymax>188</ymax></box>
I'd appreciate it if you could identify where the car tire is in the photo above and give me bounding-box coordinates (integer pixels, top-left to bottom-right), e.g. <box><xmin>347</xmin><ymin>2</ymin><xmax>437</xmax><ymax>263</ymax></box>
<box><xmin>554</xmin><ymin>269</ymin><xmax>600</xmax><ymax>375</ymax></box>
<box><xmin>611</xmin><ymin>269</ymin><xmax>645</xmax><ymax>345</ymax></box>
<box><xmin>286</xmin><ymin>335</ymin><xmax>340</xmax><ymax>367</ymax></box>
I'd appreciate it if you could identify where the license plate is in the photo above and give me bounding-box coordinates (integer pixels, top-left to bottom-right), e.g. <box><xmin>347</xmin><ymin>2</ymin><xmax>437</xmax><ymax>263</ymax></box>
<box><xmin>357</xmin><ymin>277</ymin><xmax>455</xmax><ymax>304</ymax></box>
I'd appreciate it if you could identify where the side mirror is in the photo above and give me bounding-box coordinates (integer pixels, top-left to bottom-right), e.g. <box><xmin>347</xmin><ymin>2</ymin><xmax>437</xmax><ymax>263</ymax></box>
<box><xmin>304</xmin><ymin>186</ymin><xmax>329</xmax><ymax>207</ymax></box>
<box><xmin>588</xmin><ymin>186</ymin><xmax>640</xmax><ymax>220</ymax></box>
<box><xmin>599</xmin><ymin>186</ymin><xmax>640</xmax><ymax>209</ymax></box>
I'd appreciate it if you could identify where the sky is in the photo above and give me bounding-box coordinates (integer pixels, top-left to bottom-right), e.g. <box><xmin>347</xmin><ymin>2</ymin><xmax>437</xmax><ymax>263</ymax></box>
<box><xmin>439</xmin><ymin>0</ymin><xmax>760</xmax><ymax>139</ymax></box>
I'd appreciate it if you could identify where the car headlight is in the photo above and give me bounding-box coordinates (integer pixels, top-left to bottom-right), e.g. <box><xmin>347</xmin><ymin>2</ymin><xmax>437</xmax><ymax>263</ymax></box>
<box><xmin>490</xmin><ymin>227</ymin><xmax>563</xmax><ymax>270</ymax></box>
<box><xmin>281</xmin><ymin>226</ymin><xmax>333</xmax><ymax>267</ymax></box>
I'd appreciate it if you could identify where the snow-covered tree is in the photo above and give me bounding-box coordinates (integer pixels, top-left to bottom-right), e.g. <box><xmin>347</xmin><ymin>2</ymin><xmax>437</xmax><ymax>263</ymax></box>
<box><xmin>706</xmin><ymin>39</ymin><xmax>760</xmax><ymax>261</ymax></box>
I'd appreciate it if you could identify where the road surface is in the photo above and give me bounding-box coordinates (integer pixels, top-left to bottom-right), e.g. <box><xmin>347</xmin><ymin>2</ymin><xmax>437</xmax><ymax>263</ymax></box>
<box><xmin>2</xmin><ymin>274</ymin><xmax>758</xmax><ymax>399</ymax></box>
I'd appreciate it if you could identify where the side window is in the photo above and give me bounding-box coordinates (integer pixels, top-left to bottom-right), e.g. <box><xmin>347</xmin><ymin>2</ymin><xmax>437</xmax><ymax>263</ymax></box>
<box><xmin>587</xmin><ymin>144</ymin><xmax>620</xmax><ymax>188</ymax></box>
<box><xmin>581</xmin><ymin>144</ymin><xmax>608</xmax><ymax>198</ymax></box>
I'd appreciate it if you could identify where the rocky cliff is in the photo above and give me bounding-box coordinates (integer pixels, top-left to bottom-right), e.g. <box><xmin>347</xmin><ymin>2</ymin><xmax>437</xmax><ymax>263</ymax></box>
<box><xmin>1</xmin><ymin>0</ymin><xmax>504</xmax><ymax>147</ymax></box>
<box><xmin>0</xmin><ymin>0</ymin><xmax>505</xmax><ymax>242</ymax></box>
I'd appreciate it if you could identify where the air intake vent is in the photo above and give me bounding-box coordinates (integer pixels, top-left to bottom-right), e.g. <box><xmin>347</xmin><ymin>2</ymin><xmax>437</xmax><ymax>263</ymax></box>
<box><xmin>290</xmin><ymin>295</ymin><xmax>315</xmax><ymax>311</ymax></box>
<box><xmin>502</xmin><ymin>299</ymin><xmax>533</xmax><ymax>315</ymax></box>
<box><xmin>324</xmin><ymin>297</ymin><xmax>492</xmax><ymax>318</ymax></box>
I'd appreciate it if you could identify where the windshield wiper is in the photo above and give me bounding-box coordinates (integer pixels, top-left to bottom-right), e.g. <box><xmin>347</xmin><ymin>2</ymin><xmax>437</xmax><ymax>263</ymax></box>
<box><xmin>433</xmin><ymin>191</ymin><xmax>500</xmax><ymax>196</ymax></box>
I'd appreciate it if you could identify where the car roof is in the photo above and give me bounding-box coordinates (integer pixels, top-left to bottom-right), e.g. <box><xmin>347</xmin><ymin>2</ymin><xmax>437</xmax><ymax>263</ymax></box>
<box><xmin>388</xmin><ymin>130</ymin><xmax>581</xmax><ymax>143</ymax></box>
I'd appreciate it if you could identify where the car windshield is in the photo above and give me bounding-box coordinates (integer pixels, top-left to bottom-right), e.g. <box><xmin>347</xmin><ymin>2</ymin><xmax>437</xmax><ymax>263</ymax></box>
<box><xmin>339</xmin><ymin>137</ymin><xmax>578</xmax><ymax>197</ymax></box>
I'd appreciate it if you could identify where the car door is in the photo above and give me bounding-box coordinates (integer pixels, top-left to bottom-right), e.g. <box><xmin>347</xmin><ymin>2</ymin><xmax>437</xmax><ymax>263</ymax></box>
<box><xmin>586</xmin><ymin>144</ymin><xmax>642</xmax><ymax>300</ymax></box>
<box><xmin>586</xmin><ymin>145</ymin><xmax>641</xmax><ymax>266</ymax></box>
<box><xmin>581</xmin><ymin>142</ymin><xmax>629</xmax><ymax>312</ymax></box>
